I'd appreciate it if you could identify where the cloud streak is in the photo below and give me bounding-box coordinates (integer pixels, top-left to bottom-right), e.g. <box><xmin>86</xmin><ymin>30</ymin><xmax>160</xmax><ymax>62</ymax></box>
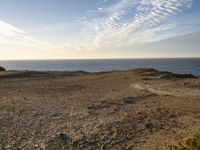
<box><xmin>0</xmin><ymin>21</ymin><xmax>94</xmax><ymax>53</ymax></box>
<box><xmin>0</xmin><ymin>21</ymin><xmax>54</xmax><ymax>49</ymax></box>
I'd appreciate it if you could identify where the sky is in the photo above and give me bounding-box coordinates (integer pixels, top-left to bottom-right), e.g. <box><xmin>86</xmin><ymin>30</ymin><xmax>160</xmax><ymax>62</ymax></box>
<box><xmin>0</xmin><ymin>0</ymin><xmax>200</xmax><ymax>60</ymax></box>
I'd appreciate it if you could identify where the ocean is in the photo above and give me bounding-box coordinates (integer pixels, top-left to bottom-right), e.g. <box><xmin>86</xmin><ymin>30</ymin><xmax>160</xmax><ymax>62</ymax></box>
<box><xmin>0</xmin><ymin>58</ymin><xmax>200</xmax><ymax>76</ymax></box>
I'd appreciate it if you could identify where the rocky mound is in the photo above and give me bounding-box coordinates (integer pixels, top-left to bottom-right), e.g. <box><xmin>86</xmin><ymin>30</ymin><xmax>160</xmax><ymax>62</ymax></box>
<box><xmin>159</xmin><ymin>73</ymin><xmax>197</xmax><ymax>79</ymax></box>
<box><xmin>134</xmin><ymin>68</ymin><xmax>162</xmax><ymax>76</ymax></box>
<box><xmin>133</xmin><ymin>68</ymin><xmax>198</xmax><ymax>80</ymax></box>
<box><xmin>0</xmin><ymin>66</ymin><xmax>6</xmax><ymax>71</ymax></box>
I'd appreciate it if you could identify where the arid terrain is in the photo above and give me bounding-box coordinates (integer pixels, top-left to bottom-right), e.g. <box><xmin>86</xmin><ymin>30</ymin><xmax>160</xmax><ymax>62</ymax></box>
<box><xmin>0</xmin><ymin>68</ymin><xmax>200</xmax><ymax>150</ymax></box>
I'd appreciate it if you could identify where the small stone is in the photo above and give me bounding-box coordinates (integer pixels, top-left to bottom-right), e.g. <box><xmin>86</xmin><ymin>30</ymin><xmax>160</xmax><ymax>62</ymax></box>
<box><xmin>145</xmin><ymin>122</ymin><xmax>156</xmax><ymax>130</ymax></box>
<box><xmin>59</xmin><ymin>133</ymin><xmax>71</xmax><ymax>142</ymax></box>
<box><xmin>37</xmin><ymin>143</ymin><xmax>46</xmax><ymax>150</ymax></box>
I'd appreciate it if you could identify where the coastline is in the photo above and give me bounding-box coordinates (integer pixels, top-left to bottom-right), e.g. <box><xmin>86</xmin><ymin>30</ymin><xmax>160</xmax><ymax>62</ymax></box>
<box><xmin>0</xmin><ymin>68</ymin><xmax>200</xmax><ymax>149</ymax></box>
<box><xmin>0</xmin><ymin>67</ymin><xmax>198</xmax><ymax>78</ymax></box>
<box><xmin>1</xmin><ymin>58</ymin><xmax>199</xmax><ymax>77</ymax></box>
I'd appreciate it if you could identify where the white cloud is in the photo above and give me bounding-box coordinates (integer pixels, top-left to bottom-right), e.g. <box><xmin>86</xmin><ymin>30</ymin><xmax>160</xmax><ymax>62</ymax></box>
<box><xmin>82</xmin><ymin>0</ymin><xmax>193</xmax><ymax>47</ymax></box>
<box><xmin>0</xmin><ymin>0</ymin><xmax>194</xmax><ymax>57</ymax></box>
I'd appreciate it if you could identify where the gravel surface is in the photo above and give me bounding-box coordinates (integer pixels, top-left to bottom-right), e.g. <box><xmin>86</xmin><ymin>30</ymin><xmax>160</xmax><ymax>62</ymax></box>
<box><xmin>0</xmin><ymin>68</ymin><xmax>199</xmax><ymax>150</ymax></box>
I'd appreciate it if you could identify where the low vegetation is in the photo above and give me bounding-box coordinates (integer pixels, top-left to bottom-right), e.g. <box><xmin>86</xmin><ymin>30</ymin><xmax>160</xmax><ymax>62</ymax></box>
<box><xmin>172</xmin><ymin>134</ymin><xmax>200</xmax><ymax>150</ymax></box>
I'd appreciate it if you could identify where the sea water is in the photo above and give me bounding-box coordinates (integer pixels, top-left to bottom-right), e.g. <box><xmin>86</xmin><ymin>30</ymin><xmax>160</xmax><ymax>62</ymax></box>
<box><xmin>0</xmin><ymin>58</ymin><xmax>200</xmax><ymax>76</ymax></box>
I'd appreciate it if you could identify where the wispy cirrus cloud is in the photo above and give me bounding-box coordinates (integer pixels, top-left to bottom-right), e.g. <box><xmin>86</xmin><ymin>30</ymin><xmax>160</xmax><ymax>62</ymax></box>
<box><xmin>0</xmin><ymin>21</ymin><xmax>26</xmax><ymax>37</ymax></box>
<box><xmin>0</xmin><ymin>20</ymin><xmax>94</xmax><ymax>52</ymax></box>
<box><xmin>82</xmin><ymin>0</ymin><xmax>193</xmax><ymax>47</ymax></box>
<box><xmin>0</xmin><ymin>21</ymin><xmax>54</xmax><ymax>49</ymax></box>
<box><xmin>0</xmin><ymin>0</ymin><xmax>195</xmax><ymax>53</ymax></box>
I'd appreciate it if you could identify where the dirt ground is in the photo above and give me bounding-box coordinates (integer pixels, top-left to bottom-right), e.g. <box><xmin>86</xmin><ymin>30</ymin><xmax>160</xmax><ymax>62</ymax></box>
<box><xmin>0</xmin><ymin>68</ymin><xmax>199</xmax><ymax>150</ymax></box>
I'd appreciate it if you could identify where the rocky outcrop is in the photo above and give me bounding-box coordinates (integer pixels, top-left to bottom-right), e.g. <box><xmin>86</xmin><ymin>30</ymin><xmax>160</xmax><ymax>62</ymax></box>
<box><xmin>159</xmin><ymin>73</ymin><xmax>197</xmax><ymax>79</ymax></box>
<box><xmin>0</xmin><ymin>66</ymin><xmax>6</xmax><ymax>71</ymax></box>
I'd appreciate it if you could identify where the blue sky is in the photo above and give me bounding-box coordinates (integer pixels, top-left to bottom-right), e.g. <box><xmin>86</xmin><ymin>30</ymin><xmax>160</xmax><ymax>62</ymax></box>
<box><xmin>0</xmin><ymin>0</ymin><xmax>200</xmax><ymax>59</ymax></box>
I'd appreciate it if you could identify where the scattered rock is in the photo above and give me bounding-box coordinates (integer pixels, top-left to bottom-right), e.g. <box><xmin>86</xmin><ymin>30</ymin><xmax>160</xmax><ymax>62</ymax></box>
<box><xmin>44</xmin><ymin>133</ymin><xmax>72</xmax><ymax>149</ymax></box>
<box><xmin>0</xmin><ymin>68</ymin><xmax>199</xmax><ymax>149</ymax></box>
<box><xmin>59</xmin><ymin>133</ymin><xmax>71</xmax><ymax>142</ymax></box>
<box><xmin>123</xmin><ymin>97</ymin><xmax>140</xmax><ymax>104</ymax></box>
<box><xmin>145</xmin><ymin>122</ymin><xmax>156</xmax><ymax>131</ymax></box>
<box><xmin>134</xmin><ymin>68</ymin><xmax>161</xmax><ymax>76</ymax></box>
<box><xmin>37</xmin><ymin>143</ymin><xmax>46</xmax><ymax>149</ymax></box>
<box><xmin>141</xmin><ymin>77</ymin><xmax>155</xmax><ymax>80</ymax></box>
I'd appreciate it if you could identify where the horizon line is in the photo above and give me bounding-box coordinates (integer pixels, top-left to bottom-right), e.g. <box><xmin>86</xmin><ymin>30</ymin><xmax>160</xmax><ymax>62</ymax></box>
<box><xmin>0</xmin><ymin>57</ymin><xmax>200</xmax><ymax>61</ymax></box>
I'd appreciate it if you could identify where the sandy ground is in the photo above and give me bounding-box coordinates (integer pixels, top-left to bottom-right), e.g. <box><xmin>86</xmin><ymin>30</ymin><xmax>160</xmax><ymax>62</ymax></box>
<box><xmin>0</xmin><ymin>68</ymin><xmax>199</xmax><ymax>150</ymax></box>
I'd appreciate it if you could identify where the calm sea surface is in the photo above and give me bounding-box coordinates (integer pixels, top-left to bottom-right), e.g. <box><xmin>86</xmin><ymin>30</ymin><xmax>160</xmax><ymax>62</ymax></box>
<box><xmin>0</xmin><ymin>58</ymin><xmax>200</xmax><ymax>76</ymax></box>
